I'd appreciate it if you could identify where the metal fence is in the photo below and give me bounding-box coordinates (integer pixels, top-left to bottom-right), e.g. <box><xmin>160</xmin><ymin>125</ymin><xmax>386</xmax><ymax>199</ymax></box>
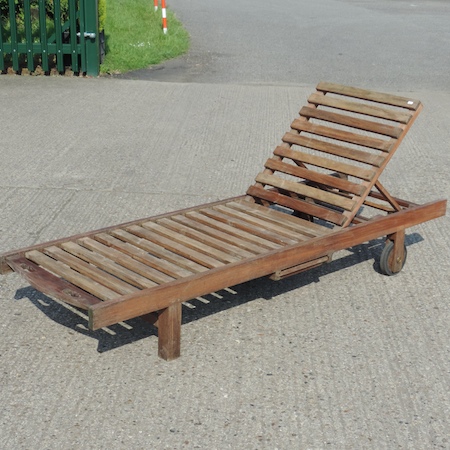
<box><xmin>0</xmin><ymin>0</ymin><xmax>99</xmax><ymax>75</ymax></box>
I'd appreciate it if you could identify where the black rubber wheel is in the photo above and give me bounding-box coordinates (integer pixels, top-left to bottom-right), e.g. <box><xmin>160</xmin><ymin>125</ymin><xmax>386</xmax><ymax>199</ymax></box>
<box><xmin>379</xmin><ymin>240</ymin><xmax>407</xmax><ymax>276</ymax></box>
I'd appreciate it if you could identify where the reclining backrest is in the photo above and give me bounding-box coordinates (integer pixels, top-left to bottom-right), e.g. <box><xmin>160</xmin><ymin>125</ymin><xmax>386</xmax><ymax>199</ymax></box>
<box><xmin>247</xmin><ymin>82</ymin><xmax>422</xmax><ymax>227</ymax></box>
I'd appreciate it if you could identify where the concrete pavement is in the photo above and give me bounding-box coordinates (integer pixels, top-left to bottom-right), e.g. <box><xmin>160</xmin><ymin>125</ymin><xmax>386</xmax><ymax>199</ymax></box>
<box><xmin>1</xmin><ymin>76</ymin><xmax>449</xmax><ymax>450</ymax></box>
<box><xmin>1</xmin><ymin>0</ymin><xmax>449</xmax><ymax>447</ymax></box>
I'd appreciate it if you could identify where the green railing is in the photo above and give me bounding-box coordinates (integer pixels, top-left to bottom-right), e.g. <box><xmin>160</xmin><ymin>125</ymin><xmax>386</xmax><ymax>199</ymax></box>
<box><xmin>0</xmin><ymin>0</ymin><xmax>99</xmax><ymax>75</ymax></box>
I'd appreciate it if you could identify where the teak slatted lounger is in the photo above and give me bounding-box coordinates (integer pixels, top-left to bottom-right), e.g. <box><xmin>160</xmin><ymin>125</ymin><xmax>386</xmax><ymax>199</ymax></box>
<box><xmin>1</xmin><ymin>82</ymin><xmax>446</xmax><ymax>360</ymax></box>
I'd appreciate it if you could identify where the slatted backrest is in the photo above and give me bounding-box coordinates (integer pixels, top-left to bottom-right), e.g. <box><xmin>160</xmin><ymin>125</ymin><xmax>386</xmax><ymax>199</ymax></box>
<box><xmin>247</xmin><ymin>82</ymin><xmax>422</xmax><ymax>227</ymax></box>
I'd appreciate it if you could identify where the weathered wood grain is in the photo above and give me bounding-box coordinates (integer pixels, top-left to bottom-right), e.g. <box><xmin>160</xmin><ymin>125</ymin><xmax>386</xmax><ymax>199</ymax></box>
<box><xmin>316</xmin><ymin>82</ymin><xmax>421</xmax><ymax>110</ymax></box>
<box><xmin>299</xmin><ymin>106</ymin><xmax>403</xmax><ymax>138</ymax></box>
<box><xmin>88</xmin><ymin>200</ymin><xmax>447</xmax><ymax>330</ymax></box>
<box><xmin>290</xmin><ymin>119</ymin><xmax>393</xmax><ymax>151</ymax></box>
<box><xmin>307</xmin><ymin>92</ymin><xmax>413</xmax><ymax>124</ymax></box>
<box><xmin>273</xmin><ymin>146</ymin><xmax>376</xmax><ymax>181</ymax></box>
<box><xmin>281</xmin><ymin>132</ymin><xmax>386</xmax><ymax>166</ymax></box>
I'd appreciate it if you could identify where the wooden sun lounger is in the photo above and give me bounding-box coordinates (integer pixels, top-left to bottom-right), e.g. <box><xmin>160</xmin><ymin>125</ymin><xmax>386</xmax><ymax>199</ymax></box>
<box><xmin>1</xmin><ymin>82</ymin><xmax>446</xmax><ymax>360</ymax></box>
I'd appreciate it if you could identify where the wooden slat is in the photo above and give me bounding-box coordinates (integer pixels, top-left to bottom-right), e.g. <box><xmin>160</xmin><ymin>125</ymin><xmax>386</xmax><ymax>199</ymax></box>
<box><xmin>43</xmin><ymin>246</ymin><xmax>138</xmax><ymax>295</ymax></box>
<box><xmin>215</xmin><ymin>204</ymin><xmax>310</xmax><ymax>242</ymax></box>
<box><xmin>316</xmin><ymin>82</ymin><xmax>421</xmax><ymax>110</ymax></box>
<box><xmin>308</xmin><ymin>93</ymin><xmax>412</xmax><ymax>124</ymax></box>
<box><xmin>213</xmin><ymin>205</ymin><xmax>302</xmax><ymax>244</ymax></box>
<box><xmin>368</xmin><ymin>191</ymin><xmax>417</xmax><ymax>209</ymax></box>
<box><xmin>61</xmin><ymin>241</ymin><xmax>158</xmax><ymax>289</ymax></box>
<box><xmin>299</xmin><ymin>106</ymin><xmax>403</xmax><ymax>138</ymax></box>
<box><xmin>255</xmin><ymin>172</ymin><xmax>356</xmax><ymax>211</ymax></box>
<box><xmin>156</xmin><ymin>218</ymin><xmax>256</xmax><ymax>259</ymax></box>
<box><xmin>25</xmin><ymin>250</ymin><xmax>118</xmax><ymax>302</ymax></box>
<box><xmin>6</xmin><ymin>255</ymin><xmax>101</xmax><ymax>309</ymax></box>
<box><xmin>142</xmin><ymin>221</ymin><xmax>240</xmax><ymax>264</ymax></box>
<box><xmin>290</xmin><ymin>119</ymin><xmax>393</xmax><ymax>152</ymax></box>
<box><xmin>229</xmin><ymin>200</ymin><xmax>332</xmax><ymax>237</ymax></box>
<box><xmin>282</xmin><ymin>132</ymin><xmax>385</xmax><ymax>166</ymax></box>
<box><xmin>199</xmin><ymin>208</ymin><xmax>291</xmax><ymax>246</ymax></box>
<box><xmin>186</xmin><ymin>211</ymin><xmax>281</xmax><ymax>250</ymax></box>
<box><xmin>78</xmin><ymin>237</ymin><xmax>175</xmax><ymax>285</ymax></box>
<box><xmin>246</xmin><ymin>185</ymin><xmax>346</xmax><ymax>225</ymax></box>
<box><xmin>0</xmin><ymin>195</ymin><xmax>247</xmax><ymax>275</ymax></box>
<box><xmin>170</xmin><ymin>214</ymin><xmax>265</xmax><ymax>254</ymax></box>
<box><xmin>89</xmin><ymin>200</ymin><xmax>448</xmax><ymax>330</ymax></box>
<box><xmin>363</xmin><ymin>200</ymin><xmax>395</xmax><ymax>213</ymax></box>
<box><xmin>270</xmin><ymin>255</ymin><xmax>331</xmax><ymax>280</ymax></box>
<box><xmin>274</xmin><ymin>146</ymin><xmax>376</xmax><ymax>181</ymax></box>
<box><xmin>93</xmin><ymin>233</ymin><xmax>195</xmax><ymax>278</ymax></box>
<box><xmin>264</xmin><ymin>158</ymin><xmax>366</xmax><ymax>196</ymax></box>
<box><xmin>111</xmin><ymin>229</ymin><xmax>208</xmax><ymax>274</ymax></box>
<box><xmin>351</xmin><ymin>215</ymin><xmax>373</xmax><ymax>225</ymax></box>
<box><xmin>126</xmin><ymin>225</ymin><xmax>225</xmax><ymax>269</ymax></box>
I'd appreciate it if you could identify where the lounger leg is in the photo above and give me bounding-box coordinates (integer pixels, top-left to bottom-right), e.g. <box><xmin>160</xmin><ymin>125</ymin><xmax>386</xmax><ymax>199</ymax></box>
<box><xmin>387</xmin><ymin>229</ymin><xmax>406</xmax><ymax>273</ymax></box>
<box><xmin>158</xmin><ymin>303</ymin><xmax>182</xmax><ymax>361</ymax></box>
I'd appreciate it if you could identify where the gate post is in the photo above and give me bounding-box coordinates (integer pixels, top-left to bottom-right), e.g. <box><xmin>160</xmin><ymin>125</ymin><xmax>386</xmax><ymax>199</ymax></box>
<box><xmin>84</xmin><ymin>0</ymin><xmax>99</xmax><ymax>76</ymax></box>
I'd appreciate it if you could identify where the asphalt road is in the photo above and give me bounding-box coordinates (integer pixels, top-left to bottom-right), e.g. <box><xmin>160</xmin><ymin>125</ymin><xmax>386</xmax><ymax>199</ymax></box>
<box><xmin>120</xmin><ymin>0</ymin><xmax>450</xmax><ymax>91</ymax></box>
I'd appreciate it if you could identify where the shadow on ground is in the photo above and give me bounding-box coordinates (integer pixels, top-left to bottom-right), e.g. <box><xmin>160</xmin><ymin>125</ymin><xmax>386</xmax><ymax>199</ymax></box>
<box><xmin>13</xmin><ymin>234</ymin><xmax>423</xmax><ymax>354</ymax></box>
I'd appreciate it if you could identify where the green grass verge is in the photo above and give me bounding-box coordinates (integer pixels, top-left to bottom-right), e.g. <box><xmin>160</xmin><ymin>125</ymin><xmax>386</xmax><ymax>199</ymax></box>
<box><xmin>100</xmin><ymin>0</ymin><xmax>190</xmax><ymax>75</ymax></box>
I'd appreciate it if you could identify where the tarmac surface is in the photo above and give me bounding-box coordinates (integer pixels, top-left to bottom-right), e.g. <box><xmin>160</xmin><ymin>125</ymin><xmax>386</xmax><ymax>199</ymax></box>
<box><xmin>119</xmin><ymin>0</ymin><xmax>450</xmax><ymax>91</ymax></box>
<box><xmin>1</xmin><ymin>1</ymin><xmax>449</xmax><ymax>449</ymax></box>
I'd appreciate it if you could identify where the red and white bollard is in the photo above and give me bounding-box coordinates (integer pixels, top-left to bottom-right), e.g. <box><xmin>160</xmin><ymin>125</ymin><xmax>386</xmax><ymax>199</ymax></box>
<box><xmin>154</xmin><ymin>0</ymin><xmax>158</xmax><ymax>11</ymax></box>
<box><xmin>161</xmin><ymin>0</ymin><xmax>168</xmax><ymax>34</ymax></box>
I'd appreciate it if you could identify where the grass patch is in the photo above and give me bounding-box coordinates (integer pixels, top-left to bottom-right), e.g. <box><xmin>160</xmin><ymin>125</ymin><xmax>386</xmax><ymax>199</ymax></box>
<box><xmin>100</xmin><ymin>0</ymin><xmax>190</xmax><ymax>74</ymax></box>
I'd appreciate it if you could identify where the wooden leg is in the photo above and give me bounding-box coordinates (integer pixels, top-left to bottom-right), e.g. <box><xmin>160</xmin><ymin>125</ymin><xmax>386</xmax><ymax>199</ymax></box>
<box><xmin>388</xmin><ymin>229</ymin><xmax>406</xmax><ymax>273</ymax></box>
<box><xmin>158</xmin><ymin>303</ymin><xmax>182</xmax><ymax>361</ymax></box>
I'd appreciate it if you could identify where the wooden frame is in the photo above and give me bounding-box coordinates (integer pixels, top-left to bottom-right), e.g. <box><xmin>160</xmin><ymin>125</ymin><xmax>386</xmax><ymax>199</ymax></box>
<box><xmin>1</xmin><ymin>83</ymin><xmax>446</xmax><ymax>360</ymax></box>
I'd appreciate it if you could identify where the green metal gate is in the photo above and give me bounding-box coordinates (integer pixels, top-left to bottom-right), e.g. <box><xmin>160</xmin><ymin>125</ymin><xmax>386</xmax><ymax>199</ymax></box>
<box><xmin>0</xmin><ymin>0</ymin><xmax>99</xmax><ymax>76</ymax></box>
